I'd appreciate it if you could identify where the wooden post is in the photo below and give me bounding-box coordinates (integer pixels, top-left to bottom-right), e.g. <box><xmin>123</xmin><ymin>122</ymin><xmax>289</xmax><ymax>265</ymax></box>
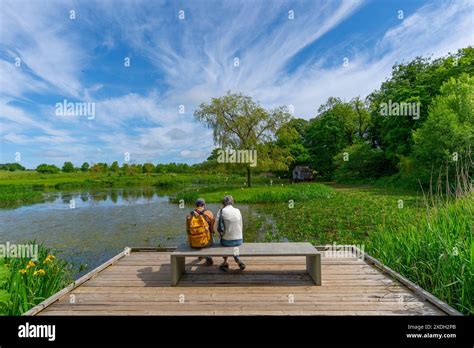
<box><xmin>171</xmin><ymin>255</ymin><xmax>185</xmax><ymax>286</ymax></box>
<box><xmin>306</xmin><ymin>254</ymin><xmax>321</xmax><ymax>286</ymax></box>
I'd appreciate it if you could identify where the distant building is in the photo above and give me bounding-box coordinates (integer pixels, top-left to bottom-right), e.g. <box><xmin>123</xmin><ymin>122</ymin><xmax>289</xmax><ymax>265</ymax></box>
<box><xmin>292</xmin><ymin>166</ymin><xmax>313</xmax><ymax>182</ymax></box>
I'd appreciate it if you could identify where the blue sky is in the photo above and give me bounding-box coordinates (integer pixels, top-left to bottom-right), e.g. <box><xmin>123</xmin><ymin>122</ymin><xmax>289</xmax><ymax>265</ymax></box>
<box><xmin>0</xmin><ymin>0</ymin><xmax>473</xmax><ymax>168</ymax></box>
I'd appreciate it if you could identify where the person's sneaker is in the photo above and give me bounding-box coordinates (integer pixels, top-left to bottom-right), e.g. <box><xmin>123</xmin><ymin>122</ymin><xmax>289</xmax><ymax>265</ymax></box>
<box><xmin>219</xmin><ymin>262</ymin><xmax>229</xmax><ymax>271</ymax></box>
<box><xmin>205</xmin><ymin>257</ymin><xmax>213</xmax><ymax>266</ymax></box>
<box><xmin>238</xmin><ymin>261</ymin><xmax>246</xmax><ymax>271</ymax></box>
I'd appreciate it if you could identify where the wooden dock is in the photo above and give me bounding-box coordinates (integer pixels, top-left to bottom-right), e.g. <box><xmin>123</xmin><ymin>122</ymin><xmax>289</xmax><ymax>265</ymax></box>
<box><xmin>25</xmin><ymin>246</ymin><xmax>461</xmax><ymax>316</ymax></box>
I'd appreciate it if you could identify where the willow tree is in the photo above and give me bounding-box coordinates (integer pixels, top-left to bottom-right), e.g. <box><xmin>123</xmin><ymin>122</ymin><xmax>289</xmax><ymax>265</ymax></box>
<box><xmin>194</xmin><ymin>91</ymin><xmax>291</xmax><ymax>186</ymax></box>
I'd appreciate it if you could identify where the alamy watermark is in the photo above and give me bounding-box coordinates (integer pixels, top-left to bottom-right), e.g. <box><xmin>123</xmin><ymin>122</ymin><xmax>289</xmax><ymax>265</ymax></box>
<box><xmin>217</xmin><ymin>148</ymin><xmax>257</xmax><ymax>167</ymax></box>
<box><xmin>55</xmin><ymin>99</ymin><xmax>95</xmax><ymax>120</ymax></box>
<box><xmin>0</xmin><ymin>242</ymin><xmax>38</xmax><ymax>259</ymax></box>
<box><xmin>379</xmin><ymin>100</ymin><xmax>420</xmax><ymax>120</ymax></box>
<box><xmin>324</xmin><ymin>243</ymin><xmax>365</xmax><ymax>260</ymax></box>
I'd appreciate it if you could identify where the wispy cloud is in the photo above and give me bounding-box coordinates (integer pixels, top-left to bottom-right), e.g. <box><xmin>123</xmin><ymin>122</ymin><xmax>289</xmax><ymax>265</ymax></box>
<box><xmin>0</xmin><ymin>0</ymin><xmax>472</xmax><ymax>167</ymax></box>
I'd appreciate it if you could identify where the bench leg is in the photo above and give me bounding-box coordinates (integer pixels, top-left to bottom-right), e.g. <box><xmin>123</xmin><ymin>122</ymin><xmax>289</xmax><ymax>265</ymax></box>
<box><xmin>306</xmin><ymin>254</ymin><xmax>321</xmax><ymax>286</ymax></box>
<box><xmin>171</xmin><ymin>256</ymin><xmax>185</xmax><ymax>286</ymax></box>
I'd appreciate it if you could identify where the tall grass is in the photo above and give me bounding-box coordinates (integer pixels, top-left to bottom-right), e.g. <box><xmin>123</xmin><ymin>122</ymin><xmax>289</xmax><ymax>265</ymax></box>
<box><xmin>0</xmin><ymin>243</ymin><xmax>76</xmax><ymax>315</ymax></box>
<box><xmin>0</xmin><ymin>185</ymin><xmax>44</xmax><ymax>208</ymax></box>
<box><xmin>367</xmin><ymin>197</ymin><xmax>473</xmax><ymax>314</ymax></box>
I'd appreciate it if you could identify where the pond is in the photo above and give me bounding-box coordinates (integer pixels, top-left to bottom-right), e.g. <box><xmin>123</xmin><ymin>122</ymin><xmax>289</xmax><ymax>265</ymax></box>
<box><xmin>0</xmin><ymin>188</ymin><xmax>277</xmax><ymax>273</ymax></box>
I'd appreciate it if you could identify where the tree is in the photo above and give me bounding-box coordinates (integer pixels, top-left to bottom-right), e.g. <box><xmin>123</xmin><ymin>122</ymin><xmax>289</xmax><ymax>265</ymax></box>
<box><xmin>36</xmin><ymin>164</ymin><xmax>60</xmax><ymax>174</ymax></box>
<box><xmin>0</xmin><ymin>163</ymin><xmax>25</xmax><ymax>171</ymax></box>
<box><xmin>194</xmin><ymin>91</ymin><xmax>291</xmax><ymax>186</ymax></box>
<box><xmin>143</xmin><ymin>163</ymin><xmax>155</xmax><ymax>175</ymax></box>
<box><xmin>110</xmin><ymin>161</ymin><xmax>120</xmax><ymax>173</ymax></box>
<box><xmin>333</xmin><ymin>143</ymin><xmax>392</xmax><ymax>182</ymax></box>
<box><xmin>90</xmin><ymin>163</ymin><xmax>108</xmax><ymax>173</ymax></box>
<box><xmin>62</xmin><ymin>161</ymin><xmax>75</xmax><ymax>173</ymax></box>
<box><xmin>80</xmin><ymin>162</ymin><xmax>90</xmax><ymax>172</ymax></box>
<box><xmin>304</xmin><ymin>98</ymin><xmax>360</xmax><ymax>179</ymax></box>
<box><xmin>411</xmin><ymin>74</ymin><xmax>474</xmax><ymax>184</ymax></box>
<box><xmin>368</xmin><ymin>47</ymin><xmax>474</xmax><ymax>169</ymax></box>
<box><xmin>275</xmin><ymin>118</ymin><xmax>311</xmax><ymax>170</ymax></box>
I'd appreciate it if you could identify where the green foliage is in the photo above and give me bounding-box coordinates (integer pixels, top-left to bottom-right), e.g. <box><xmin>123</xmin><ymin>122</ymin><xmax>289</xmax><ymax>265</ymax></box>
<box><xmin>0</xmin><ymin>163</ymin><xmax>26</xmax><ymax>171</ymax></box>
<box><xmin>276</xmin><ymin>118</ymin><xmax>311</xmax><ymax>169</ymax></box>
<box><xmin>110</xmin><ymin>161</ymin><xmax>119</xmax><ymax>172</ymax></box>
<box><xmin>80</xmin><ymin>162</ymin><xmax>90</xmax><ymax>172</ymax></box>
<box><xmin>62</xmin><ymin>161</ymin><xmax>75</xmax><ymax>173</ymax></box>
<box><xmin>173</xmin><ymin>182</ymin><xmax>335</xmax><ymax>204</ymax></box>
<box><xmin>35</xmin><ymin>164</ymin><xmax>60</xmax><ymax>174</ymax></box>
<box><xmin>1</xmin><ymin>243</ymin><xmax>75</xmax><ymax>315</ymax></box>
<box><xmin>368</xmin><ymin>47</ymin><xmax>474</xmax><ymax>169</ymax></box>
<box><xmin>411</xmin><ymin>74</ymin><xmax>474</xmax><ymax>182</ymax></box>
<box><xmin>0</xmin><ymin>185</ymin><xmax>44</xmax><ymax>208</ymax></box>
<box><xmin>0</xmin><ymin>259</ymin><xmax>10</xmax><ymax>314</ymax></box>
<box><xmin>367</xmin><ymin>197</ymin><xmax>473</xmax><ymax>315</ymax></box>
<box><xmin>304</xmin><ymin>97</ymin><xmax>369</xmax><ymax>179</ymax></box>
<box><xmin>333</xmin><ymin>143</ymin><xmax>392</xmax><ymax>182</ymax></box>
<box><xmin>263</xmin><ymin>185</ymin><xmax>422</xmax><ymax>245</ymax></box>
<box><xmin>194</xmin><ymin>91</ymin><xmax>292</xmax><ymax>186</ymax></box>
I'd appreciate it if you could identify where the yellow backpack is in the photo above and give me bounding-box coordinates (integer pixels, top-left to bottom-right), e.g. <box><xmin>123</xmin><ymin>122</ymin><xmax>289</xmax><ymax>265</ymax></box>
<box><xmin>189</xmin><ymin>210</ymin><xmax>212</xmax><ymax>248</ymax></box>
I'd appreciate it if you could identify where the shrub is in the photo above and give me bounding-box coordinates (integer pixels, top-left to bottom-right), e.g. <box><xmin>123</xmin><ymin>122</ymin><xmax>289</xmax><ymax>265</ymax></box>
<box><xmin>333</xmin><ymin>143</ymin><xmax>392</xmax><ymax>182</ymax></box>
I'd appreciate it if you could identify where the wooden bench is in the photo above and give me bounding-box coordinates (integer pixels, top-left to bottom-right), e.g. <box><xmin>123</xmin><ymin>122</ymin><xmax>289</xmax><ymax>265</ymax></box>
<box><xmin>170</xmin><ymin>242</ymin><xmax>321</xmax><ymax>286</ymax></box>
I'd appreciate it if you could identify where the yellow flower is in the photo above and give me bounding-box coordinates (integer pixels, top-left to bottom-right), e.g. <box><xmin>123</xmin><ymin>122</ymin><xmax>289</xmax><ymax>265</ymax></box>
<box><xmin>33</xmin><ymin>269</ymin><xmax>45</xmax><ymax>276</ymax></box>
<box><xmin>26</xmin><ymin>260</ymin><xmax>36</xmax><ymax>269</ymax></box>
<box><xmin>19</xmin><ymin>269</ymin><xmax>27</xmax><ymax>274</ymax></box>
<box><xmin>44</xmin><ymin>254</ymin><xmax>56</xmax><ymax>264</ymax></box>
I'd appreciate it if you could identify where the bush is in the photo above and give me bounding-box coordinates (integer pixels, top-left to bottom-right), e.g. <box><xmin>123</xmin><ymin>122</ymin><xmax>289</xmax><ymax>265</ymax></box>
<box><xmin>36</xmin><ymin>164</ymin><xmax>60</xmax><ymax>174</ymax></box>
<box><xmin>333</xmin><ymin>143</ymin><xmax>392</xmax><ymax>182</ymax></box>
<box><xmin>0</xmin><ymin>163</ymin><xmax>25</xmax><ymax>171</ymax></box>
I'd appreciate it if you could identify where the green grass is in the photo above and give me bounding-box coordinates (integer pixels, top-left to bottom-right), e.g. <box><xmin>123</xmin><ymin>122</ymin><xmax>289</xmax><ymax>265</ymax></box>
<box><xmin>0</xmin><ymin>243</ymin><xmax>76</xmax><ymax>316</ymax></box>
<box><xmin>367</xmin><ymin>197</ymin><xmax>473</xmax><ymax>315</ymax></box>
<box><xmin>172</xmin><ymin>182</ymin><xmax>335</xmax><ymax>204</ymax></box>
<box><xmin>256</xmin><ymin>184</ymin><xmax>472</xmax><ymax>314</ymax></box>
<box><xmin>0</xmin><ymin>185</ymin><xmax>44</xmax><ymax>208</ymax></box>
<box><xmin>259</xmin><ymin>184</ymin><xmax>423</xmax><ymax>244</ymax></box>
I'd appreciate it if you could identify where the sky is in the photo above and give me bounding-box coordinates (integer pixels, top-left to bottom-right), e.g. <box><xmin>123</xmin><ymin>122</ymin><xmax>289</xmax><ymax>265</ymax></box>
<box><xmin>0</xmin><ymin>0</ymin><xmax>473</xmax><ymax>168</ymax></box>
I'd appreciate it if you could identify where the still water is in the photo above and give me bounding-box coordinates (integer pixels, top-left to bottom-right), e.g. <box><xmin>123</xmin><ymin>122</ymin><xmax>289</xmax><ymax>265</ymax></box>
<box><xmin>0</xmin><ymin>188</ymin><xmax>275</xmax><ymax>272</ymax></box>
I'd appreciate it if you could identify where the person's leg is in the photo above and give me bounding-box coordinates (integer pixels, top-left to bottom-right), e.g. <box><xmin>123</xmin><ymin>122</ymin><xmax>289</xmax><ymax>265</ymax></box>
<box><xmin>219</xmin><ymin>256</ymin><xmax>229</xmax><ymax>271</ymax></box>
<box><xmin>205</xmin><ymin>256</ymin><xmax>213</xmax><ymax>265</ymax></box>
<box><xmin>233</xmin><ymin>256</ymin><xmax>246</xmax><ymax>270</ymax></box>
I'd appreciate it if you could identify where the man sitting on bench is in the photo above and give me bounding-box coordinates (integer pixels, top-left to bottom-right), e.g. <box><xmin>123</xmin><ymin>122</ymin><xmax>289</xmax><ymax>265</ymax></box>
<box><xmin>186</xmin><ymin>198</ymin><xmax>215</xmax><ymax>265</ymax></box>
<box><xmin>216</xmin><ymin>195</ymin><xmax>246</xmax><ymax>271</ymax></box>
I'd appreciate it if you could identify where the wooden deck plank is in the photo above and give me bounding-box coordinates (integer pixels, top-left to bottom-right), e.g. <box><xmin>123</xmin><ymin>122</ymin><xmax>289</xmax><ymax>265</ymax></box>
<box><xmin>32</xmin><ymin>249</ymin><xmax>455</xmax><ymax>316</ymax></box>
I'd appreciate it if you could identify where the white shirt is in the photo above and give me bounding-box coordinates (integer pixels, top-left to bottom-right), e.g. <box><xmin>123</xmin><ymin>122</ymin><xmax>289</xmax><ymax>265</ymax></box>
<box><xmin>216</xmin><ymin>205</ymin><xmax>243</xmax><ymax>241</ymax></box>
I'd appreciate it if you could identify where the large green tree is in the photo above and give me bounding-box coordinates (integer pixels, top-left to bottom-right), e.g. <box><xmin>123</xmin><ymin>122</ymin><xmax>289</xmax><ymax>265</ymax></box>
<box><xmin>194</xmin><ymin>91</ymin><xmax>291</xmax><ymax>186</ymax></box>
<box><xmin>368</xmin><ymin>47</ymin><xmax>474</xmax><ymax>170</ymax></box>
<box><xmin>62</xmin><ymin>161</ymin><xmax>74</xmax><ymax>173</ymax></box>
<box><xmin>411</xmin><ymin>74</ymin><xmax>474</xmax><ymax>184</ymax></box>
<box><xmin>275</xmin><ymin>118</ymin><xmax>311</xmax><ymax>171</ymax></box>
<box><xmin>304</xmin><ymin>97</ymin><xmax>369</xmax><ymax>179</ymax></box>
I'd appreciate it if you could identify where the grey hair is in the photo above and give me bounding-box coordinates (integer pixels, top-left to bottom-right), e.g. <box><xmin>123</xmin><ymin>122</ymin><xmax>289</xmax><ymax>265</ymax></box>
<box><xmin>222</xmin><ymin>195</ymin><xmax>234</xmax><ymax>206</ymax></box>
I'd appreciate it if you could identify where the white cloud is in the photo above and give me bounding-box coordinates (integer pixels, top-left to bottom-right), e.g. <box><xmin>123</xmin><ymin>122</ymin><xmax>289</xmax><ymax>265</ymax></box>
<box><xmin>1</xmin><ymin>0</ymin><xmax>473</xmax><ymax>167</ymax></box>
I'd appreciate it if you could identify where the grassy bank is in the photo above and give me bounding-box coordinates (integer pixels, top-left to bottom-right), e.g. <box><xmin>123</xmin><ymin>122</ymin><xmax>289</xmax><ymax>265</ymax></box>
<box><xmin>172</xmin><ymin>182</ymin><xmax>335</xmax><ymax>204</ymax></box>
<box><xmin>0</xmin><ymin>244</ymin><xmax>76</xmax><ymax>315</ymax></box>
<box><xmin>367</xmin><ymin>197</ymin><xmax>473</xmax><ymax>315</ymax></box>
<box><xmin>0</xmin><ymin>170</ymin><xmax>283</xmax><ymax>208</ymax></box>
